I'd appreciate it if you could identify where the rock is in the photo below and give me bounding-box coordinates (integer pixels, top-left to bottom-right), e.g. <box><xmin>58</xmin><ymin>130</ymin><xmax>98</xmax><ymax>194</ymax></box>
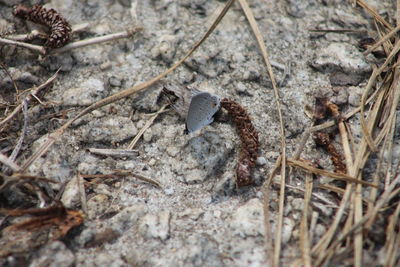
<box><xmin>29</xmin><ymin>241</ymin><xmax>75</xmax><ymax>267</ymax></box>
<box><xmin>61</xmin><ymin>78</ymin><xmax>107</xmax><ymax>106</ymax></box>
<box><xmin>109</xmin><ymin>76</ymin><xmax>122</xmax><ymax>87</ymax></box>
<box><xmin>61</xmin><ymin>176</ymin><xmax>80</xmax><ymax>208</ymax></box>
<box><xmin>110</xmin><ymin>205</ymin><xmax>146</xmax><ymax>233</ymax></box>
<box><xmin>229</xmin><ymin>198</ymin><xmax>264</xmax><ymax>237</ymax></box>
<box><xmin>286</xmin><ymin>0</ymin><xmax>317</xmax><ymax>18</ymax></box>
<box><xmin>87</xmin><ymin>194</ymin><xmax>110</xmax><ymax>219</ymax></box>
<box><xmin>291</xmin><ymin>198</ymin><xmax>304</xmax><ymax>211</ymax></box>
<box><xmin>178</xmin><ymin>208</ymin><xmax>204</xmax><ymax>221</ymax></box>
<box><xmin>84</xmin><ymin>228</ymin><xmax>121</xmax><ymax>248</ymax></box>
<box><xmin>175</xmin><ymin>131</ymin><xmax>234</xmax><ymax>184</ymax></box>
<box><xmin>348</xmin><ymin>86</ymin><xmax>362</xmax><ymax>107</ymax></box>
<box><xmin>81</xmin><ymin>116</ymin><xmax>137</xmax><ymax>143</ymax></box>
<box><xmin>183</xmin><ymin>234</ymin><xmax>223</xmax><ymax>267</ymax></box>
<box><xmin>329</xmin><ymin>71</ymin><xmax>365</xmax><ymax>86</ymax></box>
<box><xmin>139</xmin><ymin>210</ymin><xmax>170</xmax><ymax>241</ymax></box>
<box><xmin>256</xmin><ymin>156</ymin><xmax>267</xmax><ymax>166</ymax></box>
<box><xmin>282</xmin><ymin>217</ymin><xmax>295</xmax><ymax>244</ymax></box>
<box><xmin>311</xmin><ymin>43</ymin><xmax>371</xmax><ymax>74</ymax></box>
<box><xmin>151</xmin><ymin>34</ymin><xmax>179</xmax><ymax>63</ymax></box>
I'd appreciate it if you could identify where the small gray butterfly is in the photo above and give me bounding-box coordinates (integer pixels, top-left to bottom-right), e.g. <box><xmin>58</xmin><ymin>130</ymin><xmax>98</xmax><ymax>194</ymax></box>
<box><xmin>185</xmin><ymin>92</ymin><xmax>221</xmax><ymax>134</ymax></box>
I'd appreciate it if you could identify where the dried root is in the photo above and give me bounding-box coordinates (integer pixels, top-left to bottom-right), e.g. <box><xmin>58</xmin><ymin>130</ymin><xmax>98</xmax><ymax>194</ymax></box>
<box><xmin>13</xmin><ymin>4</ymin><xmax>71</xmax><ymax>48</ymax></box>
<box><xmin>221</xmin><ymin>98</ymin><xmax>259</xmax><ymax>187</ymax></box>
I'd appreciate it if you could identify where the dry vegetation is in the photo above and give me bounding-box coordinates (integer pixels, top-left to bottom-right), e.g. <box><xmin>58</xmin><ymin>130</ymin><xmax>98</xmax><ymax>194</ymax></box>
<box><xmin>0</xmin><ymin>0</ymin><xmax>399</xmax><ymax>266</ymax></box>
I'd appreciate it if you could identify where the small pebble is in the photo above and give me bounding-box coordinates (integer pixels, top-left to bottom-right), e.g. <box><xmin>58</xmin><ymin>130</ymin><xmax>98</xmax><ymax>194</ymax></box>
<box><xmin>256</xmin><ymin>156</ymin><xmax>267</xmax><ymax>166</ymax></box>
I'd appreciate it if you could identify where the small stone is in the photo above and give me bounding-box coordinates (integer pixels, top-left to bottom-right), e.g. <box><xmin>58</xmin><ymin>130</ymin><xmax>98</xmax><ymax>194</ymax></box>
<box><xmin>82</xmin><ymin>116</ymin><xmax>137</xmax><ymax>143</ymax></box>
<box><xmin>62</xmin><ymin>78</ymin><xmax>106</xmax><ymax>106</ymax></box>
<box><xmin>315</xmin><ymin>224</ymin><xmax>326</xmax><ymax>238</ymax></box>
<box><xmin>84</xmin><ymin>228</ymin><xmax>121</xmax><ymax>248</ymax></box>
<box><xmin>331</xmin><ymin>87</ymin><xmax>349</xmax><ymax>105</ymax></box>
<box><xmin>151</xmin><ymin>34</ymin><xmax>178</xmax><ymax>63</ymax></box>
<box><xmin>29</xmin><ymin>241</ymin><xmax>74</xmax><ymax>267</ymax></box>
<box><xmin>87</xmin><ymin>194</ymin><xmax>109</xmax><ymax>219</ymax></box>
<box><xmin>110</xmin><ymin>204</ymin><xmax>146</xmax><ymax>233</ymax></box>
<box><xmin>164</xmin><ymin>187</ymin><xmax>175</xmax><ymax>195</ymax></box>
<box><xmin>109</xmin><ymin>76</ymin><xmax>122</xmax><ymax>87</ymax></box>
<box><xmin>282</xmin><ymin>217</ymin><xmax>295</xmax><ymax>244</ymax></box>
<box><xmin>329</xmin><ymin>71</ymin><xmax>365</xmax><ymax>86</ymax></box>
<box><xmin>148</xmin><ymin>158</ymin><xmax>156</xmax><ymax>166</ymax></box>
<box><xmin>229</xmin><ymin>198</ymin><xmax>264</xmax><ymax>237</ymax></box>
<box><xmin>60</xmin><ymin>176</ymin><xmax>79</xmax><ymax>208</ymax></box>
<box><xmin>183</xmin><ymin>234</ymin><xmax>223</xmax><ymax>266</ymax></box>
<box><xmin>139</xmin><ymin>211</ymin><xmax>170</xmax><ymax>241</ymax></box>
<box><xmin>166</xmin><ymin>146</ymin><xmax>180</xmax><ymax>157</ymax></box>
<box><xmin>311</xmin><ymin>43</ymin><xmax>371</xmax><ymax>74</ymax></box>
<box><xmin>348</xmin><ymin>87</ymin><xmax>362</xmax><ymax>107</ymax></box>
<box><xmin>256</xmin><ymin>156</ymin><xmax>267</xmax><ymax>166</ymax></box>
<box><xmin>178</xmin><ymin>208</ymin><xmax>204</xmax><ymax>221</ymax></box>
<box><xmin>100</xmin><ymin>61</ymin><xmax>112</xmax><ymax>70</ymax></box>
<box><xmin>291</xmin><ymin>198</ymin><xmax>304</xmax><ymax>211</ymax></box>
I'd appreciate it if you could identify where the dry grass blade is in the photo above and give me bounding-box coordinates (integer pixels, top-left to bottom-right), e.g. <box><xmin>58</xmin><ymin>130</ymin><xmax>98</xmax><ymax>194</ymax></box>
<box><xmin>0</xmin><ymin>154</ymin><xmax>22</xmax><ymax>172</ymax></box>
<box><xmin>0</xmin><ymin>61</ymin><xmax>18</xmax><ymax>94</ymax></box>
<box><xmin>359</xmin><ymin>67</ymin><xmax>379</xmax><ymax>152</ymax></box>
<box><xmin>300</xmin><ymin>173</ymin><xmax>313</xmax><ymax>267</ymax></box>
<box><xmin>0</xmin><ymin>37</ymin><xmax>46</xmax><ymax>54</ymax></box>
<box><xmin>114</xmin><ymin>170</ymin><xmax>161</xmax><ymax>188</ymax></box>
<box><xmin>355</xmin><ymin>0</ymin><xmax>393</xmax><ymax>30</ymax></box>
<box><xmin>127</xmin><ymin>104</ymin><xmax>169</xmax><ymax>150</ymax></box>
<box><xmin>383</xmin><ymin>202</ymin><xmax>400</xmax><ymax>267</ymax></box>
<box><xmin>237</xmin><ymin>1</ymin><xmax>286</xmax><ymax>266</ymax></box>
<box><xmin>77</xmin><ymin>174</ymin><xmax>87</xmax><ymax>214</ymax></box>
<box><xmin>87</xmin><ymin>148</ymin><xmax>138</xmax><ymax>157</ymax></box>
<box><xmin>0</xmin><ymin>70</ymin><xmax>59</xmax><ymax>129</ymax></box>
<box><xmin>3</xmin><ymin>101</ymin><xmax>29</xmax><ymax>173</ymax></box>
<box><xmin>52</xmin><ymin>27</ymin><xmax>142</xmax><ymax>54</ymax></box>
<box><xmin>287</xmin><ymin>158</ymin><xmax>377</xmax><ymax>188</ymax></box>
<box><xmin>363</xmin><ymin>24</ymin><xmax>400</xmax><ymax>55</ymax></box>
<box><xmin>20</xmin><ymin>0</ymin><xmax>235</xmax><ymax>172</ymax></box>
<box><xmin>263</xmin><ymin>155</ymin><xmax>282</xmax><ymax>266</ymax></box>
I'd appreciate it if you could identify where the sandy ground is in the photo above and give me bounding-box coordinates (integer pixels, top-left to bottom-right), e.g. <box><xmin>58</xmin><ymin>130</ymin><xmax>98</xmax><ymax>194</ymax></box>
<box><xmin>0</xmin><ymin>0</ymin><xmax>397</xmax><ymax>266</ymax></box>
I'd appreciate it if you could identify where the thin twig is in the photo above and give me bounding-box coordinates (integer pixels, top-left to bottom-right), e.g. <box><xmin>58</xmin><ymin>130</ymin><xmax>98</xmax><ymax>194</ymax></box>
<box><xmin>236</xmin><ymin>1</ymin><xmax>287</xmax><ymax>266</ymax></box>
<box><xmin>300</xmin><ymin>173</ymin><xmax>313</xmax><ymax>267</ymax></box>
<box><xmin>51</xmin><ymin>27</ymin><xmax>142</xmax><ymax>54</ymax></box>
<box><xmin>0</xmin><ymin>154</ymin><xmax>22</xmax><ymax>172</ymax></box>
<box><xmin>0</xmin><ymin>37</ymin><xmax>46</xmax><ymax>54</ymax></box>
<box><xmin>127</xmin><ymin>104</ymin><xmax>169</xmax><ymax>150</ymax></box>
<box><xmin>0</xmin><ymin>70</ymin><xmax>59</xmax><ymax>129</ymax></box>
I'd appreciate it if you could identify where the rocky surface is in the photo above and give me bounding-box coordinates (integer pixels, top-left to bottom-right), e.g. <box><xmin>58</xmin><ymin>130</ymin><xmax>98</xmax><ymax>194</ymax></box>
<box><xmin>0</xmin><ymin>0</ymin><xmax>395</xmax><ymax>266</ymax></box>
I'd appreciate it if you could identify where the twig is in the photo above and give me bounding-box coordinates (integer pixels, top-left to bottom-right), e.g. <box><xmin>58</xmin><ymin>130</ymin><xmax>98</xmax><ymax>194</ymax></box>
<box><xmin>363</xmin><ymin>24</ymin><xmax>400</xmax><ymax>55</ymax></box>
<box><xmin>127</xmin><ymin>104</ymin><xmax>169</xmax><ymax>150</ymax></box>
<box><xmin>77</xmin><ymin>174</ymin><xmax>87</xmax><ymax>214</ymax></box>
<box><xmin>87</xmin><ymin>148</ymin><xmax>138</xmax><ymax>158</ymax></box>
<box><xmin>237</xmin><ymin>1</ymin><xmax>287</xmax><ymax>266</ymax></box>
<box><xmin>287</xmin><ymin>158</ymin><xmax>377</xmax><ymax>188</ymax></box>
<box><xmin>0</xmin><ymin>27</ymin><xmax>142</xmax><ymax>55</ymax></box>
<box><xmin>300</xmin><ymin>173</ymin><xmax>313</xmax><ymax>267</ymax></box>
<box><xmin>51</xmin><ymin>27</ymin><xmax>142</xmax><ymax>54</ymax></box>
<box><xmin>0</xmin><ymin>70</ymin><xmax>59</xmax><ymax>129</ymax></box>
<box><xmin>355</xmin><ymin>0</ymin><xmax>393</xmax><ymax>30</ymax></box>
<box><xmin>0</xmin><ymin>154</ymin><xmax>22</xmax><ymax>172</ymax></box>
<box><xmin>0</xmin><ymin>61</ymin><xmax>19</xmax><ymax>94</ymax></box>
<box><xmin>0</xmin><ymin>37</ymin><xmax>46</xmax><ymax>54</ymax></box>
<box><xmin>1</xmin><ymin>100</ymin><xmax>28</xmax><ymax>173</ymax></box>
<box><xmin>114</xmin><ymin>170</ymin><xmax>161</xmax><ymax>188</ymax></box>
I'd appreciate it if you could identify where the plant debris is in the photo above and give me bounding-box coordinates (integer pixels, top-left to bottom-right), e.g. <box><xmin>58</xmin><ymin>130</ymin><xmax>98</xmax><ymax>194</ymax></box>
<box><xmin>0</xmin><ymin>203</ymin><xmax>84</xmax><ymax>258</ymax></box>
<box><xmin>221</xmin><ymin>98</ymin><xmax>259</xmax><ymax>187</ymax></box>
<box><xmin>13</xmin><ymin>4</ymin><xmax>71</xmax><ymax>49</ymax></box>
